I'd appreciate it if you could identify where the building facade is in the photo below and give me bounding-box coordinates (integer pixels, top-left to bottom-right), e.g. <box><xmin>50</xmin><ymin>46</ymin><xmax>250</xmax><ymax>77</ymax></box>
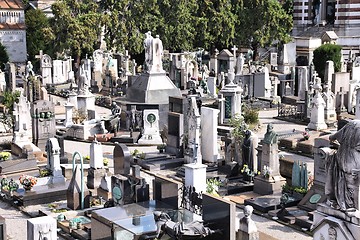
<box><xmin>0</xmin><ymin>0</ymin><xmax>26</xmax><ymax>63</ymax></box>
<box><xmin>293</xmin><ymin>0</ymin><xmax>360</xmax><ymax>61</ymax></box>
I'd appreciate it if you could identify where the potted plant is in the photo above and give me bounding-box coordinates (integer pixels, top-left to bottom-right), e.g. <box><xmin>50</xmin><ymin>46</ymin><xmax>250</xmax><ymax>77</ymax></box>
<box><xmin>0</xmin><ymin>152</ymin><xmax>10</xmax><ymax>161</ymax></box>
<box><xmin>157</xmin><ymin>144</ymin><xmax>166</xmax><ymax>153</ymax></box>
<box><xmin>240</xmin><ymin>164</ymin><xmax>255</xmax><ymax>182</ymax></box>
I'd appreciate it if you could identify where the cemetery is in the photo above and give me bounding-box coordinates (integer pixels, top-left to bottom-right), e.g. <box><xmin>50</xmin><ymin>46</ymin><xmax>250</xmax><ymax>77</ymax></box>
<box><xmin>2</xmin><ymin>1</ymin><xmax>360</xmax><ymax>240</ymax></box>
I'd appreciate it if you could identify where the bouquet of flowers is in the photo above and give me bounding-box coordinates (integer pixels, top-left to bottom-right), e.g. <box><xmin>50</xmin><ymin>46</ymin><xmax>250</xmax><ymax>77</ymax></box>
<box><xmin>262</xmin><ymin>165</ymin><xmax>272</xmax><ymax>178</ymax></box>
<box><xmin>302</xmin><ymin>130</ymin><xmax>310</xmax><ymax>140</ymax></box>
<box><xmin>241</xmin><ymin>164</ymin><xmax>254</xmax><ymax>177</ymax></box>
<box><xmin>19</xmin><ymin>175</ymin><xmax>37</xmax><ymax>190</ymax></box>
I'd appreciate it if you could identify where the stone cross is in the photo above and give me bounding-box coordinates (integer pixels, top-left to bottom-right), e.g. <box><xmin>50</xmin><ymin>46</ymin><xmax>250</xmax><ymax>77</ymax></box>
<box><xmin>231</xmin><ymin>45</ymin><xmax>238</xmax><ymax>58</ymax></box>
<box><xmin>35</xmin><ymin>50</ymin><xmax>43</xmax><ymax>63</ymax></box>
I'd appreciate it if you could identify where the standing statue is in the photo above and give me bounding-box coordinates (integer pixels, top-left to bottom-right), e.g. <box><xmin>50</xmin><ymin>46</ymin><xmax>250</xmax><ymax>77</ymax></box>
<box><xmin>25</xmin><ymin>61</ymin><xmax>35</xmax><ymax>79</ymax></box>
<box><xmin>152</xmin><ymin>35</ymin><xmax>164</xmax><ymax>72</ymax></box>
<box><xmin>242</xmin><ymin>130</ymin><xmax>258</xmax><ymax>173</ymax></box>
<box><xmin>326</xmin><ymin>120</ymin><xmax>360</xmax><ymax>212</ymax></box>
<box><xmin>143</xmin><ymin>31</ymin><xmax>153</xmax><ymax>71</ymax></box>
<box><xmin>236</xmin><ymin>53</ymin><xmax>245</xmax><ymax>75</ymax></box>
<box><xmin>263</xmin><ymin>123</ymin><xmax>278</xmax><ymax>144</ymax></box>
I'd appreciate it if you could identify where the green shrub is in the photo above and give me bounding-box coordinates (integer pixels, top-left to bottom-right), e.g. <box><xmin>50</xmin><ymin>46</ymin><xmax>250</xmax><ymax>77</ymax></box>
<box><xmin>243</xmin><ymin>105</ymin><xmax>259</xmax><ymax>125</ymax></box>
<box><xmin>313</xmin><ymin>43</ymin><xmax>342</xmax><ymax>81</ymax></box>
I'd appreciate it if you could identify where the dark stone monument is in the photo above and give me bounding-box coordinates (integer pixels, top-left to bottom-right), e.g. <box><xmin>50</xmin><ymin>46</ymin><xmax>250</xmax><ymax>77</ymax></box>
<box><xmin>67</xmin><ymin>165</ymin><xmax>90</xmax><ymax>210</ymax></box>
<box><xmin>113</xmin><ymin>142</ymin><xmax>131</xmax><ymax>175</ymax></box>
<box><xmin>31</xmin><ymin>100</ymin><xmax>56</xmax><ymax>150</ymax></box>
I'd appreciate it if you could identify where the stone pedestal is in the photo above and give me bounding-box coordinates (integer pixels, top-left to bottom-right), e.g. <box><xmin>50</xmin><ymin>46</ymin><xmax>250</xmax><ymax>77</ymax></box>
<box><xmin>77</xmin><ymin>94</ymin><xmax>95</xmax><ymax>118</ymax></box>
<box><xmin>219</xmin><ymin>79</ymin><xmax>242</xmax><ymax>124</ymax></box>
<box><xmin>260</xmin><ymin>143</ymin><xmax>280</xmax><ymax>176</ymax></box>
<box><xmin>253</xmin><ymin>175</ymin><xmax>286</xmax><ymax>195</ymax></box>
<box><xmin>184</xmin><ymin>163</ymin><xmax>207</xmax><ymax>192</ymax></box>
<box><xmin>87</xmin><ymin>168</ymin><xmax>106</xmax><ymax>189</ymax></box>
<box><xmin>27</xmin><ymin>216</ymin><xmax>57</xmax><ymax>240</ymax></box>
<box><xmin>68</xmin><ymin>92</ymin><xmax>77</xmax><ymax>107</ymax></box>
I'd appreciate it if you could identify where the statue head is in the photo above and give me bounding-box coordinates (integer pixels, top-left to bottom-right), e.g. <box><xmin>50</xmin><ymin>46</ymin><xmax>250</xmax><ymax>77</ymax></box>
<box><xmin>267</xmin><ymin>123</ymin><xmax>274</xmax><ymax>133</ymax></box>
<box><xmin>243</xmin><ymin>205</ymin><xmax>253</xmax><ymax>218</ymax></box>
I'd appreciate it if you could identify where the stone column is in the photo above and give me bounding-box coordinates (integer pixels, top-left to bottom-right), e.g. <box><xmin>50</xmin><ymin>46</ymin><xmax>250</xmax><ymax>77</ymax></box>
<box><xmin>201</xmin><ymin>107</ymin><xmax>219</xmax><ymax>163</ymax></box>
<box><xmin>64</xmin><ymin>101</ymin><xmax>74</xmax><ymax>127</ymax></box>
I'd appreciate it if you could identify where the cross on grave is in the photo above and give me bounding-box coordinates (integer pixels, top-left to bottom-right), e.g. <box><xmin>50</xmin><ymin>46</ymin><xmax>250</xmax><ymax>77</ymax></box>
<box><xmin>339</xmin><ymin>87</ymin><xmax>347</xmax><ymax>112</ymax></box>
<box><xmin>67</xmin><ymin>55</ymin><xmax>74</xmax><ymax>72</ymax></box>
<box><xmin>231</xmin><ymin>45</ymin><xmax>238</xmax><ymax>58</ymax></box>
<box><xmin>35</xmin><ymin>50</ymin><xmax>43</xmax><ymax>62</ymax></box>
<box><xmin>312</xmin><ymin>71</ymin><xmax>318</xmax><ymax>82</ymax></box>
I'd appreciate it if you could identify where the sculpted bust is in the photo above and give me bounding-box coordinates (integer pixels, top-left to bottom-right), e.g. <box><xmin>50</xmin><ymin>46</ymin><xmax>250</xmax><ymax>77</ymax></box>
<box><xmin>263</xmin><ymin>123</ymin><xmax>278</xmax><ymax>144</ymax></box>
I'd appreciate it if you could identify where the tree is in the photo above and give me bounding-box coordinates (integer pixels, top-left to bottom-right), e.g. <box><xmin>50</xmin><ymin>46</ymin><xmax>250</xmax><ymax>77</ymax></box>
<box><xmin>0</xmin><ymin>42</ymin><xmax>9</xmax><ymax>71</ymax></box>
<box><xmin>158</xmin><ymin>0</ymin><xmax>198</xmax><ymax>52</ymax></box>
<box><xmin>0</xmin><ymin>90</ymin><xmax>20</xmax><ymax>132</ymax></box>
<box><xmin>25</xmin><ymin>9</ymin><xmax>53</xmax><ymax>66</ymax></box>
<box><xmin>194</xmin><ymin>0</ymin><xmax>236</xmax><ymax>51</ymax></box>
<box><xmin>51</xmin><ymin>0</ymin><xmax>103</xmax><ymax>65</ymax></box>
<box><xmin>233</xmin><ymin>0</ymin><xmax>293</xmax><ymax>60</ymax></box>
<box><xmin>313</xmin><ymin>43</ymin><xmax>342</xmax><ymax>81</ymax></box>
<box><xmin>100</xmin><ymin>0</ymin><xmax>163</xmax><ymax>55</ymax></box>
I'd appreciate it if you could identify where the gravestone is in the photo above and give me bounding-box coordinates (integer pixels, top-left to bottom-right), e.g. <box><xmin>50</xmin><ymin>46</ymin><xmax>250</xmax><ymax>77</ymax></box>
<box><xmin>253</xmin><ymin>67</ymin><xmax>272</xmax><ymax>98</ymax></box>
<box><xmin>322</xmin><ymin>83</ymin><xmax>336</xmax><ymax>124</ymax></box>
<box><xmin>27</xmin><ymin>216</ymin><xmax>57</xmax><ymax>240</ymax></box>
<box><xmin>45</xmin><ymin>138</ymin><xmax>65</xmax><ymax>184</ymax></box>
<box><xmin>219</xmin><ymin>70</ymin><xmax>242</xmax><ymax>124</ymax></box>
<box><xmin>13</xmin><ymin>91</ymin><xmax>32</xmax><ymax>144</ymax></box>
<box><xmin>356</xmin><ymin>88</ymin><xmax>360</xmax><ymax>119</ymax></box>
<box><xmin>111</xmin><ymin>174</ymin><xmax>130</xmax><ymax>205</ymax></box>
<box><xmin>297</xmin><ymin>66</ymin><xmax>308</xmax><ymax>100</ymax></box>
<box><xmin>153</xmin><ymin>175</ymin><xmax>181</xmax><ymax>209</ymax></box>
<box><xmin>184</xmin><ymin>98</ymin><xmax>207</xmax><ymax>192</ymax></box>
<box><xmin>52</xmin><ymin>60</ymin><xmax>65</xmax><ymax>84</ymax></box>
<box><xmin>298</xmin><ymin>136</ymin><xmax>330</xmax><ymax>211</ymax></box>
<box><xmin>31</xmin><ymin>100</ymin><xmax>56</xmax><ymax>150</ymax></box>
<box><xmin>184</xmin><ymin>96</ymin><xmax>202</xmax><ymax>164</ymax></box>
<box><xmin>203</xmin><ymin>193</ymin><xmax>236</xmax><ymax>240</ymax></box>
<box><xmin>0</xmin><ymin>70</ymin><xmax>5</xmax><ymax>92</ymax></box>
<box><xmin>40</xmin><ymin>54</ymin><xmax>52</xmax><ymax>85</ymax></box>
<box><xmin>308</xmin><ymin>77</ymin><xmax>327</xmax><ymax>130</ymax></box>
<box><xmin>5</xmin><ymin>62</ymin><xmax>16</xmax><ymax>91</ymax></box>
<box><xmin>138</xmin><ymin>109</ymin><xmax>163</xmax><ymax>145</ymax></box>
<box><xmin>254</xmin><ymin>124</ymin><xmax>286</xmax><ymax>194</ymax></box>
<box><xmin>332</xmin><ymin>72</ymin><xmax>350</xmax><ymax>111</ymax></box>
<box><xmin>113</xmin><ymin>143</ymin><xmax>131</xmax><ymax>175</ymax></box>
<box><xmin>201</xmin><ymin>107</ymin><xmax>219</xmax><ymax>163</ymax></box>
<box><xmin>87</xmin><ymin>139</ymin><xmax>106</xmax><ymax>189</ymax></box>
<box><xmin>207</xmin><ymin>76</ymin><xmax>216</xmax><ymax>97</ymax></box>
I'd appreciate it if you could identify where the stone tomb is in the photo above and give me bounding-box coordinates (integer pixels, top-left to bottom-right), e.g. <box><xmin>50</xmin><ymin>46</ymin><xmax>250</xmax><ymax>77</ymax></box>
<box><xmin>13</xmin><ymin>181</ymin><xmax>69</xmax><ymax>207</ymax></box>
<box><xmin>137</xmin><ymin>109</ymin><xmax>163</xmax><ymax>145</ymax></box>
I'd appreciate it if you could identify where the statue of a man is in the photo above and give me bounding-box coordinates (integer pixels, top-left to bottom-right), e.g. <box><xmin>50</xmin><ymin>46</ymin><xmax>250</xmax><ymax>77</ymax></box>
<box><xmin>152</xmin><ymin>35</ymin><xmax>164</xmax><ymax>72</ymax></box>
<box><xmin>263</xmin><ymin>123</ymin><xmax>278</xmax><ymax>144</ymax></box>
<box><xmin>242</xmin><ymin>130</ymin><xmax>258</xmax><ymax>173</ymax></box>
<box><xmin>25</xmin><ymin>61</ymin><xmax>34</xmax><ymax>79</ymax></box>
<box><xmin>326</xmin><ymin>120</ymin><xmax>360</xmax><ymax>212</ymax></box>
<box><xmin>143</xmin><ymin>31</ymin><xmax>153</xmax><ymax>70</ymax></box>
<box><xmin>236</xmin><ymin>53</ymin><xmax>245</xmax><ymax>75</ymax></box>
